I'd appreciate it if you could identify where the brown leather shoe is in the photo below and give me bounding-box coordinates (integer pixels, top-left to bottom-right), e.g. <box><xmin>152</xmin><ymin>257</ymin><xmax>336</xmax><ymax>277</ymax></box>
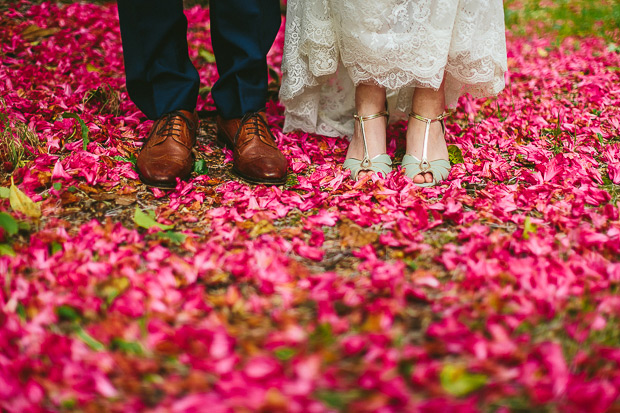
<box><xmin>216</xmin><ymin>111</ymin><xmax>287</xmax><ymax>185</ymax></box>
<box><xmin>137</xmin><ymin>110</ymin><xmax>198</xmax><ymax>188</ymax></box>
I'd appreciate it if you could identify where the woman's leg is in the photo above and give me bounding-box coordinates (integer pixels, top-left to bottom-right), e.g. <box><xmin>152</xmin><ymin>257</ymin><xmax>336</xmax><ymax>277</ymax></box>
<box><xmin>406</xmin><ymin>81</ymin><xmax>449</xmax><ymax>184</ymax></box>
<box><xmin>345</xmin><ymin>84</ymin><xmax>387</xmax><ymax>178</ymax></box>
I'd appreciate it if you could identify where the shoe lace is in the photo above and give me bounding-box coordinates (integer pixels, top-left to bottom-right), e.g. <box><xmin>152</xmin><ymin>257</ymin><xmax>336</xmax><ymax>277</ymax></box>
<box><xmin>235</xmin><ymin>111</ymin><xmax>276</xmax><ymax>149</ymax></box>
<box><xmin>152</xmin><ymin>110</ymin><xmax>195</xmax><ymax>147</ymax></box>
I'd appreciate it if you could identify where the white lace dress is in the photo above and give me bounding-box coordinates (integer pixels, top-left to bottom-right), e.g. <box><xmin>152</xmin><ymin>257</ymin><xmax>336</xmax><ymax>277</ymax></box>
<box><xmin>279</xmin><ymin>0</ymin><xmax>508</xmax><ymax>137</ymax></box>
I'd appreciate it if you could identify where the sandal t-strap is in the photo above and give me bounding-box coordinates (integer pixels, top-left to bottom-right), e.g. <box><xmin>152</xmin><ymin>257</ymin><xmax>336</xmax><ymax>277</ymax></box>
<box><xmin>402</xmin><ymin>111</ymin><xmax>451</xmax><ymax>187</ymax></box>
<box><xmin>343</xmin><ymin>110</ymin><xmax>391</xmax><ymax>180</ymax></box>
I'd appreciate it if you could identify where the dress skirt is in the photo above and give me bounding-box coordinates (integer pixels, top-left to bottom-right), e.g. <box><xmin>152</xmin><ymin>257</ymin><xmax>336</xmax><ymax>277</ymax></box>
<box><xmin>279</xmin><ymin>0</ymin><xmax>508</xmax><ymax>137</ymax></box>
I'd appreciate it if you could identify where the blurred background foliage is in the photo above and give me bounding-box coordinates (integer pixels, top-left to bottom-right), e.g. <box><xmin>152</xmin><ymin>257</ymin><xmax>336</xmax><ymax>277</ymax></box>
<box><xmin>504</xmin><ymin>0</ymin><xmax>620</xmax><ymax>43</ymax></box>
<box><xmin>5</xmin><ymin>0</ymin><xmax>620</xmax><ymax>43</ymax></box>
<box><xmin>147</xmin><ymin>0</ymin><xmax>620</xmax><ymax>44</ymax></box>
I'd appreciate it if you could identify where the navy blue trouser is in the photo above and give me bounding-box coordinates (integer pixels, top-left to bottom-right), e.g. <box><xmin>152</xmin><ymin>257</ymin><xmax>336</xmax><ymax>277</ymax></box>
<box><xmin>116</xmin><ymin>0</ymin><xmax>281</xmax><ymax>120</ymax></box>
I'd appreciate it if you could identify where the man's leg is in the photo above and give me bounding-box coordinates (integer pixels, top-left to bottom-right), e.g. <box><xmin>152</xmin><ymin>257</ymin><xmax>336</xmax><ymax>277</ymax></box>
<box><xmin>210</xmin><ymin>0</ymin><xmax>280</xmax><ymax>119</ymax></box>
<box><xmin>117</xmin><ymin>0</ymin><xmax>199</xmax><ymax>119</ymax></box>
<box><xmin>210</xmin><ymin>0</ymin><xmax>288</xmax><ymax>185</ymax></box>
<box><xmin>117</xmin><ymin>0</ymin><xmax>200</xmax><ymax>187</ymax></box>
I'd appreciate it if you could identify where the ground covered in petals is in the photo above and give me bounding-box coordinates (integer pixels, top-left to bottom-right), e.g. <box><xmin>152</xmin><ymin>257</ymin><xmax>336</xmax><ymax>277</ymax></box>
<box><xmin>1</xmin><ymin>2</ymin><xmax>620</xmax><ymax>412</ymax></box>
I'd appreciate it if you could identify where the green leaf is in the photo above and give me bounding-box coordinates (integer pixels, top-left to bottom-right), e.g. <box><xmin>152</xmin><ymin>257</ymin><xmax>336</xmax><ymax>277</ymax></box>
<box><xmin>0</xmin><ymin>212</ymin><xmax>19</xmax><ymax>236</ymax></box>
<box><xmin>50</xmin><ymin>241</ymin><xmax>63</xmax><ymax>255</ymax></box>
<box><xmin>198</xmin><ymin>86</ymin><xmax>212</xmax><ymax>96</ymax></box>
<box><xmin>404</xmin><ymin>258</ymin><xmax>417</xmax><ymax>271</ymax></box>
<box><xmin>398</xmin><ymin>360</ymin><xmax>413</xmax><ymax>377</ymax></box>
<box><xmin>274</xmin><ymin>347</ymin><xmax>296</xmax><ymax>361</ymax></box>
<box><xmin>448</xmin><ymin>145</ymin><xmax>464</xmax><ymax>165</ymax></box>
<box><xmin>53</xmin><ymin>182</ymin><xmax>62</xmax><ymax>191</ymax></box>
<box><xmin>62</xmin><ymin>112</ymin><xmax>90</xmax><ymax>151</ymax></box>
<box><xmin>198</xmin><ymin>47</ymin><xmax>216</xmax><ymax>63</ymax></box>
<box><xmin>523</xmin><ymin>216</ymin><xmax>537</xmax><ymax>240</ymax></box>
<box><xmin>75</xmin><ymin>326</ymin><xmax>105</xmax><ymax>351</ymax></box>
<box><xmin>134</xmin><ymin>206</ymin><xmax>173</xmax><ymax>231</ymax></box>
<box><xmin>440</xmin><ymin>364</ymin><xmax>487</xmax><ymax>397</ymax></box>
<box><xmin>315</xmin><ymin>389</ymin><xmax>362</xmax><ymax>409</ymax></box>
<box><xmin>0</xmin><ymin>243</ymin><xmax>15</xmax><ymax>256</ymax></box>
<box><xmin>113</xmin><ymin>155</ymin><xmax>137</xmax><ymax>166</ymax></box>
<box><xmin>310</xmin><ymin>323</ymin><xmax>335</xmax><ymax>348</ymax></box>
<box><xmin>157</xmin><ymin>231</ymin><xmax>187</xmax><ymax>244</ymax></box>
<box><xmin>286</xmin><ymin>174</ymin><xmax>299</xmax><ymax>187</ymax></box>
<box><xmin>193</xmin><ymin>158</ymin><xmax>208</xmax><ymax>175</ymax></box>
<box><xmin>139</xmin><ymin>315</ymin><xmax>148</xmax><ymax>338</ymax></box>
<box><xmin>56</xmin><ymin>305</ymin><xmax>81</xmax><ymax>322</ymax></box>
<box><xmin>111</xmin><ymin>338</ymin><xmax>144</xmax><ymax>355</ymax></box>
<box><xmin>60</xmin><ymin>399</ymin><xmax>77</xmax><ymax>409</ymax></box>
<box><xmin>16</xmin><ymin>302</ymin><xmax>27</xmax><ymax>320</ymax></box>
<box><xmin>67</xmin><ymin>185</ymin><xmax>78</xmax><ymax>193</ymax></box>
<box><xmin>0</xmin><ymin>187</ymin><xmax>9</xmax><ymax>198</ymax></box>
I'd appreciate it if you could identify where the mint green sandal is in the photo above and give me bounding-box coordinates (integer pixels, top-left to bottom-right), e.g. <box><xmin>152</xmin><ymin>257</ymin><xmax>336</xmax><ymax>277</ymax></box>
<box><xmin>343</xmin><ymin>110</ymin><xmax>391</xmax><ymax>180</ymax></box>
<box><xmin>402</xmin><ymin>111</ymin><xmax>451</xmax><ymax>187</ymax></box>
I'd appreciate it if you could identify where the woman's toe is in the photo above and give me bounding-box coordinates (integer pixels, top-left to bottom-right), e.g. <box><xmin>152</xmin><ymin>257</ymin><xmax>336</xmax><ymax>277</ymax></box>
<box><xmin>425</xmin><ymin>172</ymin><xmax>434</xmax><ymax>183</ymax></box>
<box><xmin>413</xmin><ymin>173</ymin><xmax>425</xmax><ymax>183</ymax></box>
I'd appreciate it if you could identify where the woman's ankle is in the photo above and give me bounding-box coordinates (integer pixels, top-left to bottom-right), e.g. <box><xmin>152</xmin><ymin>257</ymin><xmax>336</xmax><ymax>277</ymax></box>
<box><xmin>346</xmin><ymin>116</ymin><xmax>388</xmax><ymax>159</ymax></box>
<box><xmin>346</xmin><ymin>83</ymin><xmax>389</xmax><ymax>160</ymax></box>
<box><xmin>405</xmin><ymin>117</ymin><xmax>448</xmax><ymax>160</ymax></box>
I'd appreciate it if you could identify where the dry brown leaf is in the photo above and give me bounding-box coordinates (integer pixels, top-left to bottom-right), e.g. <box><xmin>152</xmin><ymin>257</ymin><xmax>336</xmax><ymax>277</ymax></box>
<box><xmin>115</xmin><ymin>194</ymin><xmax>137</xmax><ymax>206</ymax></box>
<box><xmin>78</xmin><ymin>183</ymin><xmax>100</xmax><ymax>194</ymax></box>
<box><xmin>339</xmin><ymin>219</ymin><xmax>378</xmax><ymax>249</ymax></box>
<box><xmin>21</xmin><ymin>24</ymin><xmax>60</xmax><ymax>41</ymax></box>
<box><xmin>248</xmin><ymin>219</ymin><xmax>276</xmax><ymax>238</ymax></box>
<box><xmin>262</xmin><ymin>388</ymin><xmax>289</xmax><ymax>411</ymax></box>
<box><xmin>89</xmin><ymin>193</ymin><xmax>116</xmax><ymax>201</ymax></box>
<box><xmin>60</xmin><ymin>191</ymin><xmax>80</xmax><ymax>206</ymax></box>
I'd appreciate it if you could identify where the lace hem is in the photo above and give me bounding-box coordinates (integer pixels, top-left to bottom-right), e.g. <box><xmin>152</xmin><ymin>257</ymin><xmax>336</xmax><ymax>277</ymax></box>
<box><xmin>280</xmin><ymin>0</ymin><xmax>508</xmax><ymax>137</ymax></box>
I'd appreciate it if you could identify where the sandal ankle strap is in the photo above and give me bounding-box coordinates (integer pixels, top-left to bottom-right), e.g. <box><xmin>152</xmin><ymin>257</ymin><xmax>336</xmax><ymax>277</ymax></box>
<box><xmin>408</xmin><ymin>111</ymin><xmax>449</xmax><ymax>123</ymax></box>
<box><xmin>354</xmin><ymin>110</ymin><xmax>389</xmax><ymax>122</ymax></box>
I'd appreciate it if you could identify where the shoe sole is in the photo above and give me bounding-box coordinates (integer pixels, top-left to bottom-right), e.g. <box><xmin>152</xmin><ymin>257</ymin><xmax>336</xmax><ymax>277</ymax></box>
<box><xmin>138</xmin><ymin>171</ymin><xmax>189</xmax><ymax>189</ymax></box>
